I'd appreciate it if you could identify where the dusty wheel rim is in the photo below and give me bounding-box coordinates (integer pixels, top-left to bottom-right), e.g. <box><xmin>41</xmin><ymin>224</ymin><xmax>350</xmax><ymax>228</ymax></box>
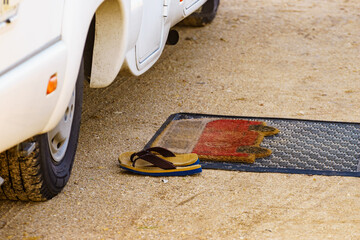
<box><xmin>47</xmin><ymin>89</ymin><xmax>76</xmax><ymax>163</ymax></box>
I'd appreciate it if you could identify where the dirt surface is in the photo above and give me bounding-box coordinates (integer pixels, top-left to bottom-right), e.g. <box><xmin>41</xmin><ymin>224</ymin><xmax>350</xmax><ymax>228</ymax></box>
<box><xmin>1</xmin><ymin>0</ymin><xmax>360</xmax><ymax>239</ymax></box>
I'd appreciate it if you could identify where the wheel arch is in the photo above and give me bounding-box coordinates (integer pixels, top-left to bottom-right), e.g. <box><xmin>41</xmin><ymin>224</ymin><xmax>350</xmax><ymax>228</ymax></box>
<box><xmin>89</xmin><ymin>0</ymin><xmax>134</xmax><ymax>88</ymax></box>
<box><xmin>42</xmin><ymin>0</ymin><xmax>133</xmax><ymax>133</ymax></box>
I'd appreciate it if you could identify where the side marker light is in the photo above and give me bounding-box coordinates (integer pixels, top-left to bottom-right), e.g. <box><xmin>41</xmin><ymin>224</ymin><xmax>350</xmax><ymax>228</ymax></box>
<box><xmin>46</xmin><ymin>73</ymin><xmax>58</xmax><ymax>95</ymax></box>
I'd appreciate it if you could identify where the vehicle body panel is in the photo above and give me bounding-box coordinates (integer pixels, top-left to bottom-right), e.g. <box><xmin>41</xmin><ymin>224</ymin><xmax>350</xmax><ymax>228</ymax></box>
<box><xmin>0</xmin><ymin>42</ymin><xmax>67</xmax><ymax>152</ymax></box>
<box><xmin>0</xmin><ymin>0</ymin><xmax>207</xmax><ymax>152</ymax></box>
<box><xmin>0</xmin><ymin>0</ymin><xmax>64</xmax><ymax>75</ymax></box>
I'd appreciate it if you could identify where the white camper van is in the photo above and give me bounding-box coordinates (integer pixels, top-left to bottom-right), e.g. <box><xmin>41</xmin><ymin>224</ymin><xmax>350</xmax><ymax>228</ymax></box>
<box><xmin>0</xmin><ymin>0</ymin><xmax>219</xmax><ymax>201</ymax></box>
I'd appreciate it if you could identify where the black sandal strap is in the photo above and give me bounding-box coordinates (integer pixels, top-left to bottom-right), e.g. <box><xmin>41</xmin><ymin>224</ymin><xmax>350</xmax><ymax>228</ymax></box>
<box><xmin>132</xmin><ymin>153</ymin><xmax>176</xmax><ymax>170</ymax></box>
<box><xmin>130</xmin><ymin>147</ymin><xmax>176</xmax><ymax>163</ymax></box>
<box><xmin>130</xmin><ymin>150</ymin><xmax>148</xmax><ymax>162</ymax></box>
<box><xmin>144</xmin><ymin>147</ymin><xmax>176</xmax><ymax>157</ymax></box>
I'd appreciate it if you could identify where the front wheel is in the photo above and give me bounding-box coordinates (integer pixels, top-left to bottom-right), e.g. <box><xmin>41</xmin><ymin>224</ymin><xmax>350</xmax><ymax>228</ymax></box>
<box><xmin>0</xmin><ymin>61</ymin><xmax>84</xmax><ymax>201</ymax></box>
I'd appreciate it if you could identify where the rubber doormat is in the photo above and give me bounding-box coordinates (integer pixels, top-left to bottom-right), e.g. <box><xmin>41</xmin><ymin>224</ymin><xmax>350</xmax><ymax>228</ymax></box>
<box><xmin>144</xmin><ymin>113</ymin><xmax>360</xmax><ymax>177</ymax></box>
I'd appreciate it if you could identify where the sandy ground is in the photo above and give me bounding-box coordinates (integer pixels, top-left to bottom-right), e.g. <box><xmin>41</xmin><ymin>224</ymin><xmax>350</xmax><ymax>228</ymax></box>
<box><xmin>1</xmin><ymin>0</ymin><xmax>360</xmax><ymax>239</ymax></box>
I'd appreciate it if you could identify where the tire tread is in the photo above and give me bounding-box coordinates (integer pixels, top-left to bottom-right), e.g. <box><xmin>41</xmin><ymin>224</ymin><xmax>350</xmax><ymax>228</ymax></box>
<box><xmin>0</xmin><ymin>138</ymin><xmax>47</xmax><ymax>201</ymax></box>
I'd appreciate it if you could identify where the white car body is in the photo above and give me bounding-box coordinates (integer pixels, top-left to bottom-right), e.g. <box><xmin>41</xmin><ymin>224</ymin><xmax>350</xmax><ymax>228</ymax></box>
<box><xmin>0</xmin><ymin>0</ymin><xmax>207</xmax><ymax>153</ymax></box>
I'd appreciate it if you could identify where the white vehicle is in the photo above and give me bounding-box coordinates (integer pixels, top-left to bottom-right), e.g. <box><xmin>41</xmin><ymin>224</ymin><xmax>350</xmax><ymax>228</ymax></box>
<box><xmin>0</xmin><ymin>0</ymin><xmax>219</xmax><ymax>201</ymax></box>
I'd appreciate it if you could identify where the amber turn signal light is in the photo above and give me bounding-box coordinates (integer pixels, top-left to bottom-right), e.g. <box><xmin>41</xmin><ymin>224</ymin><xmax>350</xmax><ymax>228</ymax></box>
<box><xmin>46</xmin><ymin>73</ymin><xmax>58</xmax><ymax>95</ymax></box>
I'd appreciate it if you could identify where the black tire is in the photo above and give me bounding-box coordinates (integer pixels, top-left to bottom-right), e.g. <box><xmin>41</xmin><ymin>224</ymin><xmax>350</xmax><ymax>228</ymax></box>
<box><xmin>0</xmin><ymin>60</ymin><xmax>84</xmax><ymax>201</ymax></box>
<box><xmin>179</xmin><ymin>0</ymin><xmax>220</xmax><ymax>27</ymax></box>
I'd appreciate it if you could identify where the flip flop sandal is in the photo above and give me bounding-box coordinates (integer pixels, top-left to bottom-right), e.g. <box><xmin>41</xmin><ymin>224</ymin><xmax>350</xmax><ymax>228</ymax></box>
<box><xmin>124</xmin><ymin>147</ymin><xmax>200</xmax><ymax>166</ymax></box>
<box><xmin>118</xmin><ymin>148</ymin><xmax>202</xmax><ymax>176</ymax></box>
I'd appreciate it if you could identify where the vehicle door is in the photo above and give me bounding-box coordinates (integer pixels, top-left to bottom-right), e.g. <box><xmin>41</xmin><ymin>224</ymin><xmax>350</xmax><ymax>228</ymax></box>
<box><xmin>135</xmin><ymin>0</ymin><xmax>165</xmax><ymax>70</ymax></box>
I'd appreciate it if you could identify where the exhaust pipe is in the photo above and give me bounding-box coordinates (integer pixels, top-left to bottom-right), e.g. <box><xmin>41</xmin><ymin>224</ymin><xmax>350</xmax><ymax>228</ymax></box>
<box><xmin>166</xmin><ymin>29</ymin><xmax>179</xmax><ymax>45</ymax></box>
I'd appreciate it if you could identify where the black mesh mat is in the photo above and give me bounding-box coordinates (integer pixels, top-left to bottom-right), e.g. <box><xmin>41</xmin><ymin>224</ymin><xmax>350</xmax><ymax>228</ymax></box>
<box><xmin>145</xmin><ymin>113</ymin><xmax>360</xmax><ymax>177</ymax></box>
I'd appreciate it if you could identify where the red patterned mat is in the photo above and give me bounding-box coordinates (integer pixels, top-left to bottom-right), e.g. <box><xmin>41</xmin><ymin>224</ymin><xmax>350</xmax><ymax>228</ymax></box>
<box><xmin>151</xmin><ymin>118</ymin><xmax>279</xmax><ymax>163</ymax></box>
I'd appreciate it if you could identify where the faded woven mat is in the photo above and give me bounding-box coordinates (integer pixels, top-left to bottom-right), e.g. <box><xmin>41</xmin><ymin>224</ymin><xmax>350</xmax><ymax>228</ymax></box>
<box><xmin>145</xmin><ymin>113</ymin><xmax>360</xmax><ymax>177</ymax></box>
<box><xmin>150</xmin><ymin>118</ymin><xmax>279</xmax><ymax>163</ymax></box>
